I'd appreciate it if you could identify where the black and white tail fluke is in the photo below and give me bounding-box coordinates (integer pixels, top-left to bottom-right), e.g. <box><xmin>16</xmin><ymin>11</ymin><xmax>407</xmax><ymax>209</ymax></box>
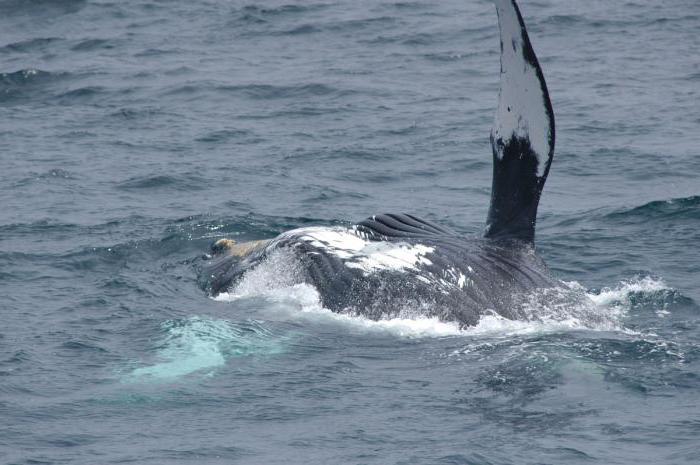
<box><xmin>485</xmin><ymin>0</ymin><xmax>555</xmax><ymax>243</ymax></box>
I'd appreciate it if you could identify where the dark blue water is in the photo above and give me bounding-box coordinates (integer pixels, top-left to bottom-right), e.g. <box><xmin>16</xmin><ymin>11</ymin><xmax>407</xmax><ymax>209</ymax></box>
<box><xmin>2</xmin><ymin>0</ymin><xmax>699</xmax><ymax>463</ymax></box>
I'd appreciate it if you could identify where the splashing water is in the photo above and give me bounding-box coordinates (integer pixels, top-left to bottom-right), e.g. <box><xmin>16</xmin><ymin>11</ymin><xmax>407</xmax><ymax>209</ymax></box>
<box><xmin>212</xmin><ymin>249</ymin><xmax>675</xmax><ymax>339</ymax></box>
<box><xmin>587</xmin><ymin>276</ymin><xmax>675</xmax><ymax>317</ymax></box>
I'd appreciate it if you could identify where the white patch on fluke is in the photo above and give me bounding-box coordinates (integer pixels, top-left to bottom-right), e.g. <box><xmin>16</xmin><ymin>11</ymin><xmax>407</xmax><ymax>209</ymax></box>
<box><xmin>493</xmin><ymin>0</ymin><xmax>552</xmax><ymax>177</ymax></box>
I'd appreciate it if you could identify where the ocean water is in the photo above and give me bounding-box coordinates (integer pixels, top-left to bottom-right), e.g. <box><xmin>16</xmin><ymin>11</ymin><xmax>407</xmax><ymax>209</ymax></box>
<box><xmin>1</xmin><ymin>0</ymin><xmax>699</xmax><ymax>463</ymax></box>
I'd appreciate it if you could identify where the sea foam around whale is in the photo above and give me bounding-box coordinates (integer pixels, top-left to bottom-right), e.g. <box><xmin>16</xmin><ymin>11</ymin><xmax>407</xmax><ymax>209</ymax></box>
<box><xmin>213</xmin><ymin>249</ymin><xmax>672</xmax><ymax>338</ymax></box>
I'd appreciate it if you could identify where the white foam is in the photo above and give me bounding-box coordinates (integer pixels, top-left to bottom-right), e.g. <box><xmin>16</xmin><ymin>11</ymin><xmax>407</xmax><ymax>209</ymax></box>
<box><xmin>306</xmin><ymin>308</ymin><xmax>465</xmax><ymax>338</ymax></box>
<box><xmin>586</xmin><ymin>276</ymin><xmax>670</xmax><ymax>307</ymax></box>
<box><xmin>218</xmin><ymin>281</ymin><xmax>626</xmax><ymax>339</ymax></box>
<box><xmin>213</xmin><ymin>242</ymin><xmax>673</xmax><ymax>339</ymax></box>
<box><xmin>216</xmin><ymin>248</ymin><xmax>303</xmax><ymax>300</ymax></box>
<box><xmin>461</xmin><ymin>312</ymin><xmax>592</xmax><ymax>337</ymax></box>
<box><xmin>219</xmin><ymin>282</ymin><xmax>463</xmax><ymax>338</ymax></box>
<box><xmin>216</xmin><ymin>278</ymin><xmax>618</xmax><ymax>339</ymax></box>
<box><xmin>297</xmin><ymin>293</ymin><xmax>464</xmax><ymax>338</ymax></box>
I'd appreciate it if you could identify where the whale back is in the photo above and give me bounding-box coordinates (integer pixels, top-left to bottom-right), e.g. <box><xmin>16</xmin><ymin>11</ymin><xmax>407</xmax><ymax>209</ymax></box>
<box><xmin>485</xmin><ymin>0</ymin><xmax>555</xmax><ymax>243</ymax></box>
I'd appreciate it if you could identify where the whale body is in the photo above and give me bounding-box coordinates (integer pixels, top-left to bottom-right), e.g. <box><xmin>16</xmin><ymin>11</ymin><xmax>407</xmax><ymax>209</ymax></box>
<box><xmin>201</xmin><ymin>0</ymin><xmax>566</xmax><ymax>327</ymax></box>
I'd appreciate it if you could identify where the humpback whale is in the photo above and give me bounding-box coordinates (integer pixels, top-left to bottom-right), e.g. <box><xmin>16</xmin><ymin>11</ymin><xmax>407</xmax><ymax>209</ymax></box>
<box><xmin>201</xmin><ymin>0</ymin><xmax>567</xmax><ymax>327</ymax></box>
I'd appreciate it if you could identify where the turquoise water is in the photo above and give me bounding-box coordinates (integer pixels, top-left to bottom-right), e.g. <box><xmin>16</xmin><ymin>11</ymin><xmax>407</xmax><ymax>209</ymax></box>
<box><xmin>1</xmin><ymin>1</ymin><xmax>699</xmax><ymax>463</ymax></box>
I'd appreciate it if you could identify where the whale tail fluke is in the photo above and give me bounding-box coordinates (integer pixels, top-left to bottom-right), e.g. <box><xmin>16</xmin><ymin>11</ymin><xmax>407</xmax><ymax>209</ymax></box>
<box><xmin>484</xmin><ymin>0</ymin><xmax>555</xmax><ymax>243</ymax></box>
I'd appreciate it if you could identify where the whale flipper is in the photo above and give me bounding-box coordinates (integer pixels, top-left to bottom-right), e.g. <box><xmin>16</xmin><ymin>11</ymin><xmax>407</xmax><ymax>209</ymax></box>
<box><xmin>485</xmin><ymin>0</ymin><xmax>555</xmax><ymax>243</ymax></box>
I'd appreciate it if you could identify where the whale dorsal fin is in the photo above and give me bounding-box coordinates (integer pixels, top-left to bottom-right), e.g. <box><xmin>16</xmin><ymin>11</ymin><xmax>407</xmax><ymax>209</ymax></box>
<box><xmin>484</xmin><ymin>0</ymin><xmax>555</xmax><ymax>243</ymax></box>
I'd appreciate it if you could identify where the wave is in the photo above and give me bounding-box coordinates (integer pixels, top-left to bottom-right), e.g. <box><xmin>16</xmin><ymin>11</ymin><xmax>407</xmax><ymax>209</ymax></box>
<box><xmin>539</xmin><ymin>13</ymin><xmax>699</xmax><ymax>30</ymax></box>
<box><xmin>0</xmin><ymin>214</ymin><xmax>323</xmax><ymax>267</ymax></box>
<box><xmin>0</xmin><ymin>0</ymin><xmax>86</xmax><ymax>17</ymax></box>
<box><xmin>276</xmin><ymin>24</ymin><xmax>321</xmax><ymax>35</ymax></box>
<box><xmin>546</xmin><ymin>195</ymin><xmax>700</xmax><ymax>230</ymax></box>
<box><xmin>162</xmin><ymin>82</ymin><xmax>354</xmax><ymax>101</ymax></box>
<box><xmin>540</xmin><ymin>14</ymin><xmax>586</xmax><ymax>27</ymax></box>
<box><xmin>70</xmin><ymin>38</ymin><xmax>116</xmax><ymax>52</ymax></box>
<box><xmin>107</xmin><ymin>106</ymin><xmax>169</xmax><ymax>121</ymax></box>
<box><xmin>605</xmin><ymin>195</ymin><xmax>700</xmax><ymax>222</ymax></box>
<box><xmin>240</xmin><ymin>3</ymin><xmax>329</xmax><ymax>17</ymax></box>
<box><xmin>587</xmin><ymin>276</ymin><xmax>672</xmax><ymax>307</ymax></box>
<box><xmin>0</xmin><ymin>68</ymin><xmax>79</xmax><ymax>104</ymax></box>
<box><xmin>54</xmin><ymin>85</ymin><xmax>107</xmax><ymax>103</ymax></box>
<box><xmin>194</xmin><ymin>128</ymin><xmax>258</xmax><ymax>144</ymax></box>
<box><xmin>0</xmin><ymin>37</ymin><xmax>62</xmax><ymax>54</ymax></box>
<box><xmin>10</xmin><ymin>168</ymin><xmax>79</xmax><ymax>188</ymax></box>
<box><xmin>116</xmin><ymin>173</ymin><xmax>208</xmax><ymax>191</ymax></box>
<box><xmin>229</xmin><ymin>2</ymin><xmax>331</xmax><ymax>29</ymax></box>
<box><xmin>247</xmin><ymin>16</ymin><xmax>399</xmax><ymax>36</ymax></box>
<box><xmin>0</xmin><ymin>68</ymin><xmax>60</xmax><ymax>87</ymax></box>
<box><xmin>585</xmin><ymin>276</ymin><xmax>688</xmax><ymax>318</ymax></box>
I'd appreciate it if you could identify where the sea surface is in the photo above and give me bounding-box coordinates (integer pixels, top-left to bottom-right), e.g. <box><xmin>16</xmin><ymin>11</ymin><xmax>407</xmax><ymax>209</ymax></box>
<box><xmin>1</xmin><ymin>0</ymin><xmax>699</xmax><ymax>464</ymax></box>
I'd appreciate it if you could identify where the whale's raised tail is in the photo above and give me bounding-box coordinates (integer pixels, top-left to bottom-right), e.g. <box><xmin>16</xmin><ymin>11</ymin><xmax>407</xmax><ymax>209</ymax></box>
<box><xmin>484</xmin><ymin>0</ymin><xmax>555</xmax><ymax>243</ymax></box>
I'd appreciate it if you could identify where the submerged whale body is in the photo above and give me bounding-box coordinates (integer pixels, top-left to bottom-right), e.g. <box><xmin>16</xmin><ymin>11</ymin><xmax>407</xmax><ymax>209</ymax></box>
<box><xmin>201</xmin><ymin>0</ymin><xmax>566</xmax><ymax>327</ymax></box>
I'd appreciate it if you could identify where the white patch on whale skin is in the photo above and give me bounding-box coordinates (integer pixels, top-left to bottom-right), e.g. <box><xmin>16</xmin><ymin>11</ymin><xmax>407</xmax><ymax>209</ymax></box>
<box><xmin>280</xmin><ymin>226</ymin><xmax>435</xmax><ymax>276</ymax></box>
<box><xmin>282</xmin><ymin>228</ymin><xmax>483</xmax><ymax>294</ymax></box>
<box><xmin>493</xmin><ymin>0</ymin><xmax>552</xmax><ymax>177</ymax></box>
<box><xmin>457</xmin><ymin>272</ymin><xmax>467</xmax><ymax>288</ymax></box>
<box><xmin>290</xmin><ymin>227</ymin><xmax>366</xmax><ymax>258</ymax></box>
<box><xmin>344</xmin><ymin>242</ymin><xmax>434</xmax><ymax>274</ymax></box>
<box><xmin>438</xmin><ymin>266</ymin><xmax>472</xmax><ymax>291</ymax></box>
<box><xmin>266</xmin><ymin>228</ymin><xmax>477</xmax><ymax>293</ymax></box>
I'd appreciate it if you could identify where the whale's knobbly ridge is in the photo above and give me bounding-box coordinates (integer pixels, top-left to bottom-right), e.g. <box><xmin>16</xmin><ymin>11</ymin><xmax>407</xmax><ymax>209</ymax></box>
<box><xmin>200</xmin><ymin>0</ymin><xmax>576</xmax><ymax>328</ymax></box>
